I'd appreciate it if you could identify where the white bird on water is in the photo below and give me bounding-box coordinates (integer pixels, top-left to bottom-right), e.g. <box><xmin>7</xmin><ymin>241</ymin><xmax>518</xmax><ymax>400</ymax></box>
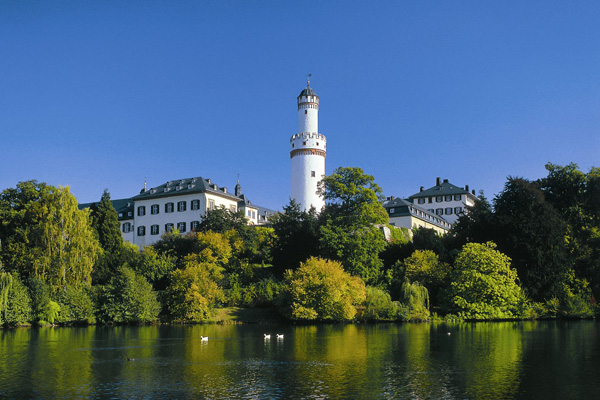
<box><xmin>264</xmin><ymin>334</ymin><xmax>271</xmax><ymax>339</ymax></box>
<box><xmin>201</xmin><ymin>336</ymin><xmax>209</xmax><ymax>342</ymax></box>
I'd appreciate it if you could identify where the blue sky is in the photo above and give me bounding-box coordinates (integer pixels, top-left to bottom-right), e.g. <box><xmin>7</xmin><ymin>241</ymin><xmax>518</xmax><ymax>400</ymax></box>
<box><xmin>1</xmin><ymin>1</ymin><xmax>599</xmax><ymax>210</ymax></box>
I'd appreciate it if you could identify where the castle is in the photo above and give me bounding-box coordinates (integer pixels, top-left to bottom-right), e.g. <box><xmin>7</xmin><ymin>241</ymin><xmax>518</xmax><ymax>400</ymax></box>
<box><xmin>81</xmin><ymin>79</ymin><xmax>475</xmax><ymax>245</ymax></box>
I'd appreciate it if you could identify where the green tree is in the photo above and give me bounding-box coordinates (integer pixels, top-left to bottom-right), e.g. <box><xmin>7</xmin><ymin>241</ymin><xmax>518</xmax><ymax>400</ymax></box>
<box><xmin>401</xmin><ymin>279</ymin><xmax>430</xmax><ymax>321</ymax></box>
<box><xmin>362</xmin><ymin>286</ymin><xmax>407</xmax><ymax>321</ymax></box>
<box><xmin>401</xmin><ymin>249</ymin><xmax>450</xmax><ymax>307</ymax></box>
<box><xmin>451</xmin><ymin>191</ymin><xmax>495</xmax><ymax>246</ymax></box>
<box><xmin>271</xmin><ymin>199</ymin><xmax>321</xmax><ymax>272</ymax></box>
<box><xmin>89</xmin><ymin>189</ymin><xmax>122</xmax><ymax>253</ymax></box>
<box><xmin>2</xmin><ymin>274</ymin><xmax>32</xmax><ymax>326</ymax></box>
<box><xmin>445</xmin><ymin>242</ymin><xmax>528</xmax><ymax>320</ymax></box>
<box><xmin>318</xmin><ymin>167</ymin><xmax>389</xmax><ymax>284</ymax></box>
<box><xmin>96</xmin><ymin>266</ymin><xmax>160</xmax><ymax>324</ymax></box>
<box><xmin>493</xmin><ymin>177</ymin><xmax>570</xmax><ymax>301</ymax></box>
<box><xmin>198</xmin><ymin>207</ymin><xmax>248</xmax><ymax>233</ymax></box>
<box><xmin>283</xmin><ymin>257</ymin><xmax>366</xmax><ymax>321</ymax></box>
<box><xmin>0</xmin><ymin>181</ymin><xmax>101</xmax><ymax>290</ymax></box>
<box><xmin>165</xmin><ymin>255</ymin><xmax>224</xmax><ymax>322</ymax></box>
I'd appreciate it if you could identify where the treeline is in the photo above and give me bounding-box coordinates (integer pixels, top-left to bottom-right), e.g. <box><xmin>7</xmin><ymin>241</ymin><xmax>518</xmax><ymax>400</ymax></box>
<box><xmin>0</xmin><ymin>163</ymin><xmax>598</xmax><ymax>326</ymax></box>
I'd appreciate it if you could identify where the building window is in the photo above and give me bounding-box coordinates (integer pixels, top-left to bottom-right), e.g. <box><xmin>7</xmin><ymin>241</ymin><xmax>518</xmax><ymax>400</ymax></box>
<box><xmin>191</xmin><ymin>221</ymin><xmax>200</xmax><ymax>231</ymax></box>
<box><xmin>137</xmin><ymin>226</ymin><xmax>145</xmax><ymax>236</ymax></box>
<box><xmin>445</xmin><ymin>208</ymin><xmax>452</xmax><ymax>215</ymax></box>
<box><xmin>445</xmin><ymin>195</ymin><xmax>452</xmax><ymax>202</ymax></box>
<box><xmin>165</xmin><ymin>223</ymin><xmax>174</xmax><ymax>233</ymax></box>
<box><xmin>454</xmin><ymin>207</ymin><xmax>463</xmax><ymax>214</ymax></box>
<box><xmin>122</xmin><ymin>223</ymin><xmax>131</xmax><ymax>233</ymax></box>
<box><xmin>151</xmin><ymin>225</ymin><xmax>159</xmax><ymax>235</ymax></box>
<box><xmin>418</xmin><ymin>198</ymin><xmax>426</xmax><ymax>204</ymax></box>
<box><xmin>165</xmin><ymin>202</ymin><xmax>174</xmax><ymax>213</ymax></box>
<box><xmin>305</xmin><ymin>110</ymin><xmax>307</xmax><ymax>114</ymax></box>
<box><xmin>127</xmin><ymin>211</ymin><xmax>132</xmax><ymax>217</ymax></box>
<box><xmin>454</xmin><ymin>194</ymin><xmax>461</xmax><ymax>201</ymax></box>
<box><xmin>436</xmin><ymin>208</ymin><xmax>443</xmax><ymax>215</ymax></box>
<box><xmin>118</xmin><ymin>213</ymin><xmax>123</xmax><ymax>218</ymax></box>
<box><xmin>428</xmin><ymin>197</ymin><xmax>433</xmax><ymax>203</ymax></box>
<box><xmin>389</xmin><ymin>208</ymin><xmax>395</xmax><ymax>214</ymax></box>
<box><xmin>177</xmin><ymin>222</ymin><xmax>186</xmax><ymax>232</ymax></box>
<box><xmin>252</xmin><ymin>211</ymin><xmax>256</xmax><ymax>219</ymax></box>
<box><xmin>151</xmin><ymin>204</ymin><xmax>159</xmax><ymax>215</ymax></box>
<box><xmin>248</xmin><ymin>210</ymin><xmax>252</xmax><ymax>217</ymax></box>
<box><xmin>230</xmin><ymin>205</ymin><xmax>236</xmax><ymax>212</ymax></box>
<box><xmin>191</xmin><ymin>199</ymin><xmax>200</xmax><ymax>210</ymax></box>
<box><xmin>436</xmin><ymin>196</ymin><xmax>443</xmax><ymax>203</ymax></box>
<box><xmin>311</xmin><ymin>171</ymin><xmax>316</xmax><ymax>177</ymax></box>
<box><xmin>209</xmin><ymin>200</ymin><xmax>215</xmax><ymax>210</ymax></box>
<box><xmin>137</xmin><ymin>206</ymin><xmax>146</xmax><ymax>216</ymax></box>
<box><xmin>177</xmin><ymin>201</ymin><xmax>186</xmax><ymax>212</ymax></box>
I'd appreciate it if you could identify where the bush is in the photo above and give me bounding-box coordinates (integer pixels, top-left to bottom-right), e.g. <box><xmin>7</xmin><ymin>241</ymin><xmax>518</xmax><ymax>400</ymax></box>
<box><xmin>54</xmin><ymin>286</ymin><xmax>96</xmax><ymax>324</ymax></box>
<box><xmin>96</xmin><ymin>266</ymin><xmax>160</xmax><ymax>324</ymax></box>
<box><xmin>362</xmin><ymin>286</ymin><xmax>407</xmax><ymax>321</ymax></box>
<box><xmin>444</xmin><ymin>242</ymin><xmax>528</xmax><ymax>320</ymax></box>
<box><xmin>1</xmin><ymin>274</ymin><xmax>32</xmax><ymax>326</ymax></box>
<box><xmin>165</xmin><ymin>259</ymin><xmax>224</xmax><ymax>322</ymax></box>
<box><xmin>283</xmin><ymin>257</ymin><xmax>366</xmax><ymax>321</ymax></box>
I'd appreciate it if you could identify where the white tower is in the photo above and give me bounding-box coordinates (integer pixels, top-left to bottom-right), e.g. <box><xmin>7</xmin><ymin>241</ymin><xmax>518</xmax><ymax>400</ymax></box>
<box><xmin>290</xmin><ymin>77</ymin><xmax>326</xmax><ymax>211</ymax></box>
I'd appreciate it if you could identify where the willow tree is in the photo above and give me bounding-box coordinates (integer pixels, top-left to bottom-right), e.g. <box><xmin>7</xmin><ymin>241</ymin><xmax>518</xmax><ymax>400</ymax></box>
<box><xmin>0</xmin><ymin>181</ymin><xmax>100</xmax><ymax>290</ymax></box>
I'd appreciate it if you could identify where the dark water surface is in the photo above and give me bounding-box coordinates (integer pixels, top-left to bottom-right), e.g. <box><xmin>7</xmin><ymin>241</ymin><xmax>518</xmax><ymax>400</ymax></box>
<box><xmin>0</xmin><ymin>321</ymin><xmax>598</xmax><ymax>399</ymax></box>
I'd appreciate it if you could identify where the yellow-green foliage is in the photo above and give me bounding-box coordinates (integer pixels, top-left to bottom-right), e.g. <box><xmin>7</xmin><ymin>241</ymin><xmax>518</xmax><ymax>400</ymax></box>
<box><xmin>284</xmin><ymin>257</ymin><xmax>366</xmax><ymax>321</ymax></box>
<box><xmin>401</xmin><ymin>279</ymin><xmax>430</xmax><ymax>321</ymax></box>
<box><xmin>166</xmin><ymin>256</ymin><xmax>224</xmax><ymax>322</ymax></box>
<box><xmin>403</xmin><ymin>250</ymin><xmax>450</xmax><ymax>290</ymax></box>
<box><xmin>447</xmin><ymin>242</ymin><xmax>528</xmax><ymax>320</ymax></box>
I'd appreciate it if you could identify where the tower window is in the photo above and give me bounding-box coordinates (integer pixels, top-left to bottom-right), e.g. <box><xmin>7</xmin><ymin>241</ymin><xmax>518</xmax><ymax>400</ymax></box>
<box><xmin>311</xmin><ymin>171</ymin><xmax>316</xmax><ymax>177</ymax></box>
<box><xmin>305</xmin><ymin>110</ymin><xmax>307</xmax><ymax>114</ymax></box>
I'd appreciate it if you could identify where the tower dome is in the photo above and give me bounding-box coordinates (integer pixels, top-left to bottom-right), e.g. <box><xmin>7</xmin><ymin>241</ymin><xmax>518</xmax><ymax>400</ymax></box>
<box><xmin>290</xmin><ymin>77</ymin><xmax>326</xmax><ymax>212</ymax></box>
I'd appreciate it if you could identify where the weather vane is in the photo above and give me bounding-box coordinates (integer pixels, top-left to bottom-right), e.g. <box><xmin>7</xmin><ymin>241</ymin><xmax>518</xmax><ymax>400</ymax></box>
<box><xmin>307</xmin><ymin>73</ymin><xmax>311</xmax><ymax>86</ymax></box>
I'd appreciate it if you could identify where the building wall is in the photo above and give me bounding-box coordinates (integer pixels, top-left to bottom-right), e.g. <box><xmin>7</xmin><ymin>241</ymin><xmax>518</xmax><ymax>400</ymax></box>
<box><xmin>413</xmin><ymin>194</ymin><xmax>475</xmax><ymax>224</ymax></box>
<box><xmin>389</xmin><ymin>215</ymin><xmax>449</xmax><ymax>235</ymax></box>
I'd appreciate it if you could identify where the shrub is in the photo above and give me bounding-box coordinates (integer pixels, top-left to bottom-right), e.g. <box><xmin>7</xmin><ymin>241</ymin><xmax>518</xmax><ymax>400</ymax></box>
<box><xmin>96</xmin><ymin>266</ymin><xmax>160</xmax><ymax>324</ymax></box>
<box><xmin>283</xmin><ymin>257</ymin><xmax>366</xmax><ymax>321</ymax></box>
<box><xmin>362</xmin><ymin>286</ymin><xmax>407</xmax><ymax>321</ymax></box>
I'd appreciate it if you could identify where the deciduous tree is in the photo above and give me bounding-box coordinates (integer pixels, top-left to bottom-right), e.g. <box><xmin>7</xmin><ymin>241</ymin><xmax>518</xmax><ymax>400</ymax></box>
<box><xmin>283</xmin><ymin>257</ymin><xmax>366</xmax><ymax>321</ymax></box>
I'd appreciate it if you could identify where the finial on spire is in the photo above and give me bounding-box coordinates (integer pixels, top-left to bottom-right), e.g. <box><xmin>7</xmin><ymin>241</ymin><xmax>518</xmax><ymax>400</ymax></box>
<box><xmin>237</xmin><ymin>173</ymin><xmax>240</xmax><ymax>185</ymax></box>
<box><xmin>144</xmin><ymin>177</ymin><xmax>147</xmax><ymax>190</ymax></box>
<box><xmin>307</xmin><ymin>73</ymin><xmax>311</xmax><ymax>87</ymax></box>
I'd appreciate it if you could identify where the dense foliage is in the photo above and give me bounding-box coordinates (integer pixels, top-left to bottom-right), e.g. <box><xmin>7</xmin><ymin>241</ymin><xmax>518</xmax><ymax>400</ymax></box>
<box><xmin>0</xmin><ymin>162</ymin><xmax>597</xmax><ymax>326</ymax></box>
<box><xmin>283</xmin><ymin>257</ymin><xmax>366</xmax><ymax>321</ymax></box>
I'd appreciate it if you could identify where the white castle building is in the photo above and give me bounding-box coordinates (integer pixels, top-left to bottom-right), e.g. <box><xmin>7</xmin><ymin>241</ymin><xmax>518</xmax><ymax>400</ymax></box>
<box><xmin>81</xmin><ymin>177</ymin><xmax>275</xmax><ymax>247</ymax></box>
<box><xmin>290</xmin><ymin>78</ymin><xmax>326</xmax><ymax>211</ymax></box>
<box><xmin>382</xmin><ymin>177</ymin><xmax>478</xmax><ymax>234</ymax></box>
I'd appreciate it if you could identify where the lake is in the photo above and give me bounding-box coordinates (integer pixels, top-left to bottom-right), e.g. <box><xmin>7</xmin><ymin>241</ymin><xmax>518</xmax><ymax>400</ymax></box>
<box><xmin>0</xmin><ymin>321</ymin><xmax>598</xmax><ymax>399</ymax></box>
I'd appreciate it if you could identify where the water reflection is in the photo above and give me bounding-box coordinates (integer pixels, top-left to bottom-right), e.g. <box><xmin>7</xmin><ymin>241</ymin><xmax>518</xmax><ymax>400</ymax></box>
<box><xmin>0</xmin><ymin>321</ymin><xmax>598</xmax><ymax>399</ymax></box>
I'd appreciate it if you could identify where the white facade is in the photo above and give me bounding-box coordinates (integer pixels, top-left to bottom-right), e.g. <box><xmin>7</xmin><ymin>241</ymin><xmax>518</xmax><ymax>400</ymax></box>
<box><xmin>132</xmin><ymin>191</ymin><xmax>241</xmax><ymax>247</ymax></box>
<box><xmin>290</xmin><ymin>82</ymin><xmax>326</xmax><ymax>211</ymax></box>
<box><xmin>409</xmin><ymin>178</ymin><xmax>478</xmax><ymax>225</ymax></box>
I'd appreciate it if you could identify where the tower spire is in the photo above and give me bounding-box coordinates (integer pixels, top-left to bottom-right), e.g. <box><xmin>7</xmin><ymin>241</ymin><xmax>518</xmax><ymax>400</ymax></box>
<box><xmin>307</xmin><ymin>73</ymin><xmax>311</xmax><ymax>87</ymax></box>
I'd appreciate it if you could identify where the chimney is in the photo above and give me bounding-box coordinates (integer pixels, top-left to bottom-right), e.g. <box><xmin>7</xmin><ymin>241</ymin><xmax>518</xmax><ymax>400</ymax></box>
<box><xmin>472</xmin><ymin>189</ymin><xmax>476</xmax><ymax>195</ymax></box>
<box><xmin>465</xmin><ymin>184</ymin><xmax>469</xmax><ymax>192</ymax></box>
<box><xmin>436</xmin><ymin>177</ymin><xmax>441</xmax><ymax>186</ymax></box>
<box><xmin>443</xmin><ymin>179</ymin><xmax>449</xmax><ymax>183</ymax></box>
<box><xmin>420</xmin><ymin>186</ymin><xmax>424</xmax><ymax>192</ymax></box>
